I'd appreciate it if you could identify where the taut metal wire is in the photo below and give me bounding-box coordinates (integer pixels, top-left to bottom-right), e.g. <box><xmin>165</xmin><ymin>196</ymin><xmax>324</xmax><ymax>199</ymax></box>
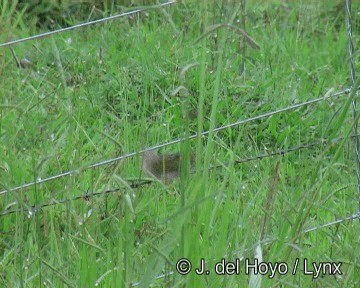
<box><xmin>0</xmin><ymin>1</ymin><xmax>177</xmax><ymax>48</ymax></box>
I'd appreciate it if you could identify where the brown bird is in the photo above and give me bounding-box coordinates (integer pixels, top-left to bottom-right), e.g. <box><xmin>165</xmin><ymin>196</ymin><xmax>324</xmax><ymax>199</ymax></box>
<box><xmin>142</xmin><ymin>150</ymin><xmax>193</xmax><ymax>184</ymax></box>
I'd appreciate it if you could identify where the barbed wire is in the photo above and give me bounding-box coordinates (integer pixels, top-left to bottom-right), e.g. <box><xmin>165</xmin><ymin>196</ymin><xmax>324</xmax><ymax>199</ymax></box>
<box><xmin>231</xmin><ymin>133</ymin><xmax>359</xmax><ymax>165</ymax></box>
<box><xmin>0</xmin><ymin>87</ymin><xmax>355</xmax><ymax>196</ymax></box>
<box><xmin>345</xmin><ymin>0</ymin><xmax>360</xmax><ymax>212</ymax></box>
<box><xmin>1</xmin><ymin>133</ymin><xmax>359</xmax><ymax>217</ymax></box>
<box><xmin>0</xmin><ymin>0</ymin><xmax>177</xmax><ymax>48</ymax></box>
<box><xmin>0</xmin><ymin>180</ymin><xmax>151</xmax><ymax>217</ymax></box>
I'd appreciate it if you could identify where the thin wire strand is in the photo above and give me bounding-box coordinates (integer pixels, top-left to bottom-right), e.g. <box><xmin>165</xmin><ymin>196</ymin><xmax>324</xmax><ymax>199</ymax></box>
<box><xmin>303</xmin><ymin>212</ymin><xmax>360</xmax><ymax>234</ymax></box>
<box><xmin>345</xmin><ymin>0</ymin><xmax>360</xmax><ymax>212</ymax></box>
<box><xmin>0</xmin><ymin>88</ymin><xmax>354</xmax><ymax>196</ymax></box>
<box><xmin>0</xmin><ymin>1</ymin><xmax>177</xmax><ymax>48</ymax></box>
<box><xmin>131</xmin><ymin>272</ymin><xmax>174</xmax><ymax>287</ymax></box>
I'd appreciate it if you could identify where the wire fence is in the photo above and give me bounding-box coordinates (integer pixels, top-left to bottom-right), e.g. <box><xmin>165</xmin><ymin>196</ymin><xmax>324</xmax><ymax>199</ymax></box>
<box><xmin>0</xmin><ymin>0</ymin><xmax>360</xmax><ymax>222</ymax></box>
<box><xmin>0</xmin><ymin>1</ymin><xmax>359</xmax><ymax>285</ymax></box>
<box><xmin>0</xmin><ymin>0</ymin><xmax>358</xmax><ymax>217</ymax></box>
<box><xmin>0</xmin><ymin>87</ymin><xmax>355</xmax><ymax>196</ymax></box>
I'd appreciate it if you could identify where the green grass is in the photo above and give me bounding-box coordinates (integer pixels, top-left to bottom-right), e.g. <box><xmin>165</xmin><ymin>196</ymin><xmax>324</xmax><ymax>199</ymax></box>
<box><xmin>1</xmin><ymin>1</ymin><xmax>360</xmax><ymax>287</ymax></box>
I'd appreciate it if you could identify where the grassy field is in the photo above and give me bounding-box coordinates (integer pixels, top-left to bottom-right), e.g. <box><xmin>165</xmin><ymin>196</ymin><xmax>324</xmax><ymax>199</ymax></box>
<box><xmin>0</xmin><ymin>1</ymin><xmax>359</xmax><ymax>287</ymax></box>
